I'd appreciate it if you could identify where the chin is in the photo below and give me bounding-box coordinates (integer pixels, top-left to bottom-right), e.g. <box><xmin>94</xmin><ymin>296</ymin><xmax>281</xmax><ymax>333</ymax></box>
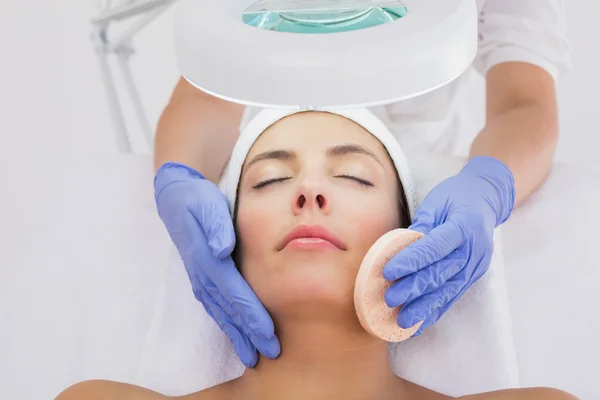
<box><xmin>260</xmin><ymin>261</ymin><xmax>357</xmax><ymax>311</ymax></box>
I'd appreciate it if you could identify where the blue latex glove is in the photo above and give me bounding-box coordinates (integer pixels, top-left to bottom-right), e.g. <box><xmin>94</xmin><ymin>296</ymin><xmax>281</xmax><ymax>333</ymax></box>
<box><xmin>383</xmin><ymin>156</ymin><xmax>516</xmax><ymax>335</ymax></box>
<box><xmin>154</xmin><ymin>162</ymin><xmax>280</xmax><ymax>367</ymax></box>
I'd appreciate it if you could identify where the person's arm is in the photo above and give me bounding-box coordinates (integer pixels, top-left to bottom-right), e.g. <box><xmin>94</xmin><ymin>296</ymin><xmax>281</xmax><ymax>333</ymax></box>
<box><xmin>469</xmin><ymin>61</ymin><xmax>559</xmax><ymax>207</ymax></box>
<box><xmin>154</xmin><ymin>76</ymin><xmax>245</xmax><ymax>183</ymax></box>
<box><xmin>153</xmin><ymin>77</ymin><xmax>280</xmax><ymax>368</ymax></box>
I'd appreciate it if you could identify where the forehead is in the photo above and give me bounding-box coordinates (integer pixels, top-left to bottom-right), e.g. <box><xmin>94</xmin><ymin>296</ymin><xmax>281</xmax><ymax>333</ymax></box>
<box><xmin>246</xmin><ymin>112</ymin><xmax>387</xmax><ymax>156</ymax></box>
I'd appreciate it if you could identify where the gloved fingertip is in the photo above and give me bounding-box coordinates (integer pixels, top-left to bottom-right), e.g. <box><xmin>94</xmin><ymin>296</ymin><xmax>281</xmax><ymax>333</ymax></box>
<box><xmin>382</xmin><ymin>263</ymin><xmax>397</xmax><ymax>281</ymax></box>
<box><xmin>264</xmin><ymin>336</ymin><xmax>281</xmax><ymax>360</ymax></box>
<box><xmin>248</xmin><ymin>354</ymin><xmax>259</xmax><ymax>368</ymax></box>
<box><xmin>243</xmin><ymin>354</ymin><xmax>258</xmax><ymax>369</ymax></box>
<box><xmin>384</xmin><ymin>287</ymin><xmax>399</xmax><ymax>308</ymax></box>
<box><xmin>398</xmin><ymin>308</ymin><xmax>426</xmax><ymax>330</ymax></box>
<box><xmin>396</xmin><ymin>312</ymin><xmax>413</xmax><ymax>330</ymax></box>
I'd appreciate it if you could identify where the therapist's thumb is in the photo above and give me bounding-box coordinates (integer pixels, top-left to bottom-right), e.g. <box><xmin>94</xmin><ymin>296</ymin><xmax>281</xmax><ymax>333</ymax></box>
<box><xmin>200</xmin><ymin>189</ymin><xmax>237</xmax><ymax>260</ymax></box>
<box><xmin>205</xmin><ymin>211</ymin><xmax>236</xmax><ymax>260</ymax></box>
<box><xmin>408</xmin><ymin>206</ymin><xmax>436</xmax><ymax>235</ymax></box>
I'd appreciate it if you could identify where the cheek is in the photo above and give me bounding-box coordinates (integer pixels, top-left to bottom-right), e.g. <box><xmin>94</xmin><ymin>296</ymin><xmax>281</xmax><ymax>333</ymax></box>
<box><xmin>236</xmin><ymin>202</ymin><xmax>276</xmax><ymax>262</ymax></box>
<box><xmin>235</xmin><ymin>195</ymin><xmax>284</xmax><ymax>293</ymax></box>
<box><xmin>339</xmin><ymin>192</ymin><xmax>401</xmax><ymax>259</ymax></box>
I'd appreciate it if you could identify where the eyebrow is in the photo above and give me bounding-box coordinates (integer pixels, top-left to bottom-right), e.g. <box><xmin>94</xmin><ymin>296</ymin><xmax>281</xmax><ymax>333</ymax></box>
<box><xmin>244</xmin><ymin>143</ymin><xmax>383</xmax><ymax>171</ymax></box>
<box><xmin>326</xmin><ymin>144</ymin><xmax>383</xmax><ymax>166</ymax></box>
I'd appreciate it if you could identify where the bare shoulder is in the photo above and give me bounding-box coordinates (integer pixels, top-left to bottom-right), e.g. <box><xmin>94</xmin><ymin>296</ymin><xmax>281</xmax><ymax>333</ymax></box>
<box><xmin>177</xmin><ymin>379</ymin><xmax>238</xmax><ymax>400</ymax></box>
<box><xmin>55</xmin><ymin>380</ymin><xmax>172</xmax><ymax>399</ymax></box>
<box><xmin>55</xmin><ymin>378</ymin><xmax>237</xmax><ymax>400</ymax></box>
<box><xmin>458</xmin><ymin>387</ymin><xmax>578</xmax><ymax>400</ymax></box>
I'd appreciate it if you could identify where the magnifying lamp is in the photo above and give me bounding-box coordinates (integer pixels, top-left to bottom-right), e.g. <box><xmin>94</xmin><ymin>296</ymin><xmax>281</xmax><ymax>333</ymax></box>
<box><xmin>173</xmin><ymin>0</ymin><xmax>478</xmax><ymax>110</ymax></box>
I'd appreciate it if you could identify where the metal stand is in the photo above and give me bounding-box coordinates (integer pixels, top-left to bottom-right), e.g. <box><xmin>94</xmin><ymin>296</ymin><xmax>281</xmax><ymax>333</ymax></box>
<box><xmin>90</xmin><ymin>0</ymin><xmax>177</xmax><ymax>153</ymax></box>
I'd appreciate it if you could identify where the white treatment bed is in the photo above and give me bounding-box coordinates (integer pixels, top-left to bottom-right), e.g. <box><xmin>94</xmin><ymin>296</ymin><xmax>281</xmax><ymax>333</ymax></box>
<box><xmin>0</xmin><ymin>154</ymin><xmax>598</xmax><ymax>399</ymax></box>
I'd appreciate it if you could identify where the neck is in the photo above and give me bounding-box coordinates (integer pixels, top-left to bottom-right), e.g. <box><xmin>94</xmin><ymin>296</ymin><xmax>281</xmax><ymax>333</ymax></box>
<box><xmin>232</xmin><ymin>312</ymin><xmax>408</xmax><ymax>400</ymax></box>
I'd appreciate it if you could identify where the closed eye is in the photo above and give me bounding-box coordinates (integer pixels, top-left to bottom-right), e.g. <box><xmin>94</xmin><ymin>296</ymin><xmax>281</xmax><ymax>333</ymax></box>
<box><xmin>335</xmin><ymin>174</ymin><xmax>373</xmax><ymax>187</ymax></box>
<box><xmin>253</xmin><ymin>175</ymin><xmax>373</xmax><ymax>189</ymax></box>
<box><xmin>253</xmin><ymin>177</ymin><xmax>291</xmax><ymax>189</ymax></box>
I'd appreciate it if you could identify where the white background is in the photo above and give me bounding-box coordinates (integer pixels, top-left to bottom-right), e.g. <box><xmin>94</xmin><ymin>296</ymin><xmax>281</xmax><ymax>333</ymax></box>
<box><xmin>0</xmin><ymin>1</ymin><xmax>598</xmax><ymax>298</ymax></box>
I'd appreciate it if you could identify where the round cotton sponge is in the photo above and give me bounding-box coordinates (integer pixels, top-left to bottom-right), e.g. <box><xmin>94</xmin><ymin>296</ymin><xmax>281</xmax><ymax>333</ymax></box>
<box><xmin>354</xmin><ymin>229</ymin><xmax>424</xmax><ymax>342</ymax></box>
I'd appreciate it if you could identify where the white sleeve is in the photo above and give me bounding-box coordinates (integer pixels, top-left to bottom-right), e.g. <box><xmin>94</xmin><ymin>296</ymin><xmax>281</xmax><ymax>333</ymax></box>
<box><xmin>473</xmin><ymin>0</ymin><xmax>572</xmax><ymax>82</ymax></box>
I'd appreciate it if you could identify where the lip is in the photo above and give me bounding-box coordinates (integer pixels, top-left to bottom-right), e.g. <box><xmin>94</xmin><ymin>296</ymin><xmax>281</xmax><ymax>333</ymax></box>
<box><xmin>278</xmin><ymin>224</ymin><xmax>347</xmax><ymax>251</ymax></box>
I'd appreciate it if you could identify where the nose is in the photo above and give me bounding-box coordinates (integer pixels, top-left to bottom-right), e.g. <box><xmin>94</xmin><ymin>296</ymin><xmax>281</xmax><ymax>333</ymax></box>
<box><xmin>292</xmin><ymin>181</ymin><xmax>330</xmax><ymax>215</ymax></box>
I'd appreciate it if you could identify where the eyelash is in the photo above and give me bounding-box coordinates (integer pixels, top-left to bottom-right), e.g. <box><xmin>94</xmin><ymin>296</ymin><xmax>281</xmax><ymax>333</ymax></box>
<box><xmin>252</xmin><ymin>177</ymin><xmax>291</xmax><ymax>189</ymax></box>
<box><xmin>252</xmin><ymin>175</ymin><xmax>373</xmax><ymax>189</ymax></box>
<box><xmin>336</xmin><ymin>174</ymin><xmax>373</xmax><ymax>187</ymax></box>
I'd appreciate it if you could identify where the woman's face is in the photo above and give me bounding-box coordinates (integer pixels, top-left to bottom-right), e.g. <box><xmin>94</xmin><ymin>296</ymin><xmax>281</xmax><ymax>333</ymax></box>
<box><xmin>235</xmin><ymin>112</ymin><xmax>405</xmax><ymax>317</ymax></box>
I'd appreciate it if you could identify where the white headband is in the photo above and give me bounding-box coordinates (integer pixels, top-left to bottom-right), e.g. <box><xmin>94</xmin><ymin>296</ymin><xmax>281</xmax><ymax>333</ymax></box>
<box><xmin>218</xmin><ymin>108</ymin><xmax>418</xmax><ymax>219</ymax></box>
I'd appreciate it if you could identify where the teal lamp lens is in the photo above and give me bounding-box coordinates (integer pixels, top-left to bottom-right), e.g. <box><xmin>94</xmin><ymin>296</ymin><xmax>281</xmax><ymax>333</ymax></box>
<box><xmin>242</xmin><ymin>2</ymin><xmax>407</xmax><ymax>34</ymax></box>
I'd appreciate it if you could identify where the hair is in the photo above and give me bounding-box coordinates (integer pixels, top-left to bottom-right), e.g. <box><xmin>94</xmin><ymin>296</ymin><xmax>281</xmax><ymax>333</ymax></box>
<box><xmin>395</xmin><ymin>173</ymin><xmax>412</xmax><ymax>229</ymax></box>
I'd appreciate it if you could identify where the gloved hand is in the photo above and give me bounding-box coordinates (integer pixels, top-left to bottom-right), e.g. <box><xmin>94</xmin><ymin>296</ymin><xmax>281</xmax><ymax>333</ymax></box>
<box><xmin>154</xmin><ymin>162</ymin><xmax>281</xmax><ymax>367</ymax></box>
<box><xmin>383</xmin><ymin>156</ymin><xmax>516</xmax><ymax>335</ymax></box>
